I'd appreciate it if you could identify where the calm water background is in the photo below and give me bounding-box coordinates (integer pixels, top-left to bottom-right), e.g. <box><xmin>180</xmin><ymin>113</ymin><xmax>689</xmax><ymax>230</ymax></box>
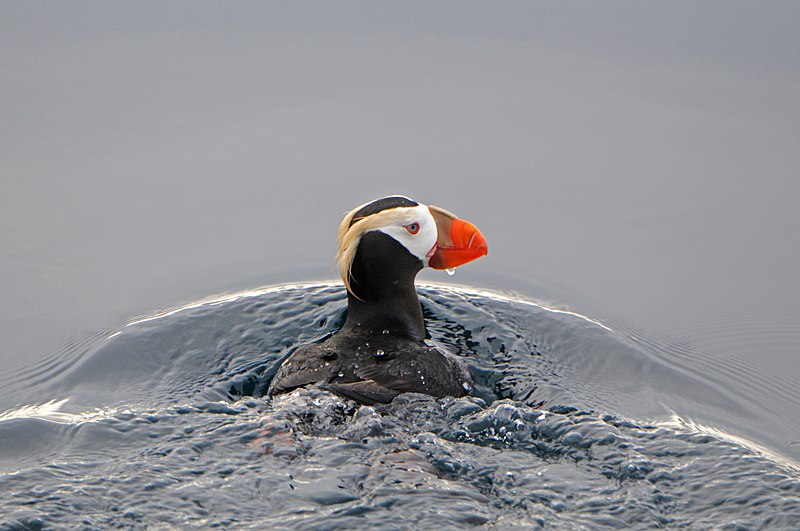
<box><xmin>2</xmin><ymin>0</ymin><xmax>799</xmax><ymax>485</ymax></box>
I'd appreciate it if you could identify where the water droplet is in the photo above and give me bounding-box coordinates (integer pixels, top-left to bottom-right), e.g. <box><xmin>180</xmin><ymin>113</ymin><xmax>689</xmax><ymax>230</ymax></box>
<box><xmin>382</xmin><ymin>329</ymin><xmax>390</xmax><ymax>335</ymax></box>
<box><xmin>375</xmin><ymin>349</ymin><xmax>385</xmax><ymax>357</ymax></box>
<box><xmin>445</xmin><ymin>268</ymin><xmax>456</xmax><ymax>276</ymax></box>
<box><xmin>337</xmin><ymin>372</ymin><xmax>344</xmax><ymax>378</ymax></box>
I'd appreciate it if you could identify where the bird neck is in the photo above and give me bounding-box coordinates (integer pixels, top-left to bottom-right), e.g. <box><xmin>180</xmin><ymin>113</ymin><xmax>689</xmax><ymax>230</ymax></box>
<box><xmin>342</xmin><ymin>284</ymin><xmax>426</xmax><ymax>341</ymax></box>
<box><xmin>341</xmin><ymin>232</ymin><xmax>426</xmax><ymax>341</ymax></box>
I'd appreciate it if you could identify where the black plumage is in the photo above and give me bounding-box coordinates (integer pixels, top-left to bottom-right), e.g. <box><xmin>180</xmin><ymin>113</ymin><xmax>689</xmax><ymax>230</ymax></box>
<box><xmin>268</xmin><ymin>197</ymin><xmax>483</xmax><ymax>404</ymax></box>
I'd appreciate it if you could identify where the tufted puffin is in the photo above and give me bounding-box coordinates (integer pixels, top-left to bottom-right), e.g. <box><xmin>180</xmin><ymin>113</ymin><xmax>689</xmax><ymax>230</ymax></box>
<box><xmin>268</xmin><ymin>196</ymin><xmax>488</xmax><ymax>405</ymax></box>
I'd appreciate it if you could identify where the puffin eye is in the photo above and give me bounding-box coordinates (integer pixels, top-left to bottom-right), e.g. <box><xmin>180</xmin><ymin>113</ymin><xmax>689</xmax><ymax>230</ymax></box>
<box><xmin>405</xmin><ymin>222</ymin><xmax>420</xmax><ymax>235</ymax></box>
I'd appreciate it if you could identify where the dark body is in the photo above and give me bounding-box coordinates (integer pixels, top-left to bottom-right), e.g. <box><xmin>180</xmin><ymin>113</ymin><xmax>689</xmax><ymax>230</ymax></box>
<box><xmin>268</xmin><ymin>328</ymin><xmax>471</xmax><ymax>405</ymax></box>
<box><xmin>268</xmin><ymin>230</ymin><xmax>473</xmax><ymax>404</ymax></box>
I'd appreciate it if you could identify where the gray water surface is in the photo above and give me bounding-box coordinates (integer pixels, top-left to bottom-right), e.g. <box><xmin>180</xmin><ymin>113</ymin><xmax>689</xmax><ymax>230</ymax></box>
<box><xmin>1</xmin><ymin>284</ymin><xmax>797</xmax><ymax>528</ymax></box>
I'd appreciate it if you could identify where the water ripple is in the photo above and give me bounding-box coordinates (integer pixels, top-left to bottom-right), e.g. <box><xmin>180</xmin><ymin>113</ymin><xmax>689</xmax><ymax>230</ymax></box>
<box><xmin>0</xmin><ymin>282</ymin><xmax>798</xmax><ymax>528</ymax></box>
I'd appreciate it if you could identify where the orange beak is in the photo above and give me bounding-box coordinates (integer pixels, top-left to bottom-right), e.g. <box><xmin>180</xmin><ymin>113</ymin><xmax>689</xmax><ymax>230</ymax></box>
<box><xmin>427</xmin><ymin>205</ymin><xmax>488</xmax><ymax>270</ymax></box>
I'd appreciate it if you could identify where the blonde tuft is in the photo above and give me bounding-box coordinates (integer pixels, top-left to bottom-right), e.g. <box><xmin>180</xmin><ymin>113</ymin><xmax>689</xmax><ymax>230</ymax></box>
<box><xmin>335</xmin><ymin>206</ymin><xmax>417</xmax><ymax>298</ymax></box>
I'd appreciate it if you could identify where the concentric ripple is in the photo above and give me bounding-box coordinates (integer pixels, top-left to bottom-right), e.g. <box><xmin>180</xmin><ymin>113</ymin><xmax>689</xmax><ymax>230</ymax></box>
<box><xmin>0</xmin><ymin>282</ymin><xmax>798</xmax><ymax>529</ymax></box>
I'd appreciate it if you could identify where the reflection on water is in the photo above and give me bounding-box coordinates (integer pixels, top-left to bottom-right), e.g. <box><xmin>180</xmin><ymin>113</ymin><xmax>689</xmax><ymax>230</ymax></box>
<box><xmin>1</xmin><ymin>284</ymin><xmax>798</xmax><ymax>528</ymax></box>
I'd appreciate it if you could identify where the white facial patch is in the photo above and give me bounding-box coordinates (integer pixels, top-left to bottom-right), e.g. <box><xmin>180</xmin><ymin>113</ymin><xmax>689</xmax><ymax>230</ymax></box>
<box><xmin>375</xmin><ymin>203</ymin><xmax>438</xmax><ymax>266</ymax></box>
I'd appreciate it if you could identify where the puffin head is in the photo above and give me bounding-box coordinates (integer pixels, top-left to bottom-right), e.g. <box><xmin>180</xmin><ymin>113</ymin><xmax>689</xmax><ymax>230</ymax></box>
<box><xmin>336</xmin><ymin>196</ymin><xmax>488</xmax><ymax>297</ymax></box>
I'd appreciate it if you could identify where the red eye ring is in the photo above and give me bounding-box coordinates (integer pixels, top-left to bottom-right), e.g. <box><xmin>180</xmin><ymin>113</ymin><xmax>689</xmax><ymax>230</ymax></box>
<box><xmin>405</xmin><ymin>222</ymin><xmax>420</xmax><ymax>235</ymax></box>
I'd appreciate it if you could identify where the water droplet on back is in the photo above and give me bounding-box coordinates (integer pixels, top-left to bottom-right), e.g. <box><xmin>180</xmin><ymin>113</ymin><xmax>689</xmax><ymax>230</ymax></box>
<box><xmin>445</xmin><ymin>268</ymin><xmax>456</xmax><ymax>276</ymax></box>
<box><xmin>375</xmin><ymin>349</ymin><xmax>385</xmax><ymax>357</ymax></box>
